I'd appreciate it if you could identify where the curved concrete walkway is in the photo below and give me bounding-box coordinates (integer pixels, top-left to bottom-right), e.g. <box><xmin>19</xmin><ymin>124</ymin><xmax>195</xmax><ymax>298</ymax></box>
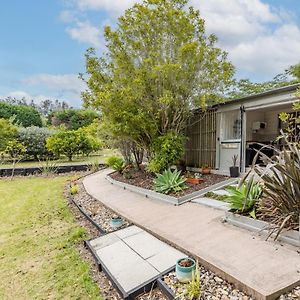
<box><xmin>83</xmin><ymin>169</ymin><xmax>300</xmax><ymax>300</ymax></box>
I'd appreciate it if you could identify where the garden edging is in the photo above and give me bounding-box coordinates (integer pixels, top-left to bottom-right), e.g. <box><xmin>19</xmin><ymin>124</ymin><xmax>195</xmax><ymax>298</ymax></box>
<box><xmin>105</xmin><ymin>172</ymin><xmax>237</xmax><ymax>206</ymax></box>
<box><xmin>224</xmin><ymin>211</ymin><xmax>300</xmax><ymax>247</ymax></box>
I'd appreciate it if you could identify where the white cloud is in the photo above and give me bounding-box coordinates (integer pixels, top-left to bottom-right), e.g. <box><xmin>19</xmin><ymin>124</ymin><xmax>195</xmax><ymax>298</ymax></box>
<box><xmin>59</xmin><ymin>10</ymin><xmax>77</xmax><ymax>23</ymax></box>
<box><xmin>76</xmin><ymin>0</ymin><xmax>140</xmax><ymax>15</ymax></box>
<box><xmin>66</xmin><ymin>21</ymin><xmax>102</xmax><ymax>47</ymax></box>
<box><xmin>190</xmin><ymin>0</ymin><xmax>300</xmax><ymax>79</ymax></box>
<box><xmin>62</xmin><ymin>0</ymin><xmax>300</xmax><ymax>80</ymax></box>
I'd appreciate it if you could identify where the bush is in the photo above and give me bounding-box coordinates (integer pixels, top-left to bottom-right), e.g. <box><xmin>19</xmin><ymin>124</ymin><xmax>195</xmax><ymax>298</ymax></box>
<box><xmin>154</xmin><ymin>168</ymin><xmax>187</xmax><ymax>194</ymax></box>
<box><xmin>18</xmin><ymin>126</ymin><xmax>53</xmax><ymax>159</ymax></box>
<box><xmin>147</xmin><ymin>132</ymin><xmax>186</xmax><ymax>173</ymax></box>
<box><xmin>48</xmin><ymin>109</ymin><xmax>99</xmax><ymax>130</ymax></box>
<box><xmin>225</xmin><ymin>176</ymin><xmax>262</xmax><ymax>218</ymax></box>
<box><xmin>107</xmin><ymin>156</ymin><xmax>124</xmax><ymax>173</ymax></box>
<box><xmin>0</xmin><ymin>101</ymin><xmax>42</xmax><ymax>127</ymax></box>
<box><xmin>255</xmin><ymin>136</ymin><xmax>300</xmax><ymax>238</ymax></box>
<box><xmin>46</xmin><ymin>128</ymin><xmax>101</xmax><ymax>161</ymax></box>
<box><xmin>0</xmin><ymin>118</ymin><xmax>17</xmax><ymax>151</ymax></box>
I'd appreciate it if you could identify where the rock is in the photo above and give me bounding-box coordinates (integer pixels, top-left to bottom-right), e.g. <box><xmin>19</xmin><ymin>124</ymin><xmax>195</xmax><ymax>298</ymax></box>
<box><xmin>221</xmin><ymin>296</ymin><xmax>229</xmax><ymax>300</ymax></box>
<box><xmin>214</xmin><ymin>276</ymin><xmax>223</xmax><ymax>283</ymax></box>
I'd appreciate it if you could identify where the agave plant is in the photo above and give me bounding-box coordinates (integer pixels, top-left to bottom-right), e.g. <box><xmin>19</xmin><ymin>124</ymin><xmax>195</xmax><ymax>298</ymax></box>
<box><xmin>225</xmin><ymin>176</ymin><xmax>262</xmax><ymax>218</ymax></box>
<box><xmin>254</xmin><ymin>136</ymin><xmax>300</xmax><ymax>239</ymax></box>
<box><xmin>154</xmin><ymin>168</ymin><xmax>187</xmax><ymax>194</ymax></box>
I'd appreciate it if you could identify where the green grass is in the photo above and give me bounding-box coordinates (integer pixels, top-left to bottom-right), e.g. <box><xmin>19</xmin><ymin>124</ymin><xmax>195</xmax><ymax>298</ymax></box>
<box><xmin>0</xmin><ymin>176</ymin><xmax>103</xmax><ymax>300</ymax></box>
<box><xmin>0</xmin><ymin>149</ymin><xmax>119</xmax><ymax>169</ymax></box>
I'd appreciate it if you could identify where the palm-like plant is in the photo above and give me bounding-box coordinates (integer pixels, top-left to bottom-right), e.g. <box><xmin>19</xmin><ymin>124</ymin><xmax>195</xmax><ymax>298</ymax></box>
<box><xmin>254</xmin><ymin>136</ymin><xmax>300</xmax><ymax>239</ymax></box>
<box><xmin>154</xmin><ymin>168</ymin><xmax>187</xmax><ymax>194</ymax></box>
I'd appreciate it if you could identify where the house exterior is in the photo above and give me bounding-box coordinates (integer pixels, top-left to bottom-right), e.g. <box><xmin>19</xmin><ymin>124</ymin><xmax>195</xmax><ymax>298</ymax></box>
<box><xmin>185</xmin><ymin>83</ymin><xmax>299</xmax><ymax>174</ymax></box>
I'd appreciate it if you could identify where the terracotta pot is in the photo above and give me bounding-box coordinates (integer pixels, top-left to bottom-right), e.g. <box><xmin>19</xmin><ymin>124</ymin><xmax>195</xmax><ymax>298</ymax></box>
<box><xmin>186</xmin><ymin>178</ymin><xmax>203</xmax><ymax>184</ymax></box>
<box><xmin>201</xmin><ymin>168</ymin><xmax>211</xmax><ymax>175</ymax></box>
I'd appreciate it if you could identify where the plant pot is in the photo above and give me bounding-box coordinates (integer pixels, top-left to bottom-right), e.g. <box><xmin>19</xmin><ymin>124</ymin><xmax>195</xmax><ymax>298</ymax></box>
<box><xmin>175</xmin><ymin>258</ymin><xmax>196</xmax><ymax>283</ymax></box>
<box><xmin>186</xmin><ymin>178</ymin><xmax>203</xmax><ymax>184</ymax></box>
<box><xmin>201</xmin><ymin>168</ymin><xmax>211</xmax><ymax>175</ymax></box>
<box><xmin>229</xmin><ymin>166</ymin><xmax>239</xmax><ymax>178</ymax></box>
<box><xmin>176</xmin><ymin>160</ymin><xmax>186</xmax><ymax>172</ymax></box>
<box><xmin>110</xmin><ymin>217</ymin><xmax>123</xmax><ymax>228</ymax></box>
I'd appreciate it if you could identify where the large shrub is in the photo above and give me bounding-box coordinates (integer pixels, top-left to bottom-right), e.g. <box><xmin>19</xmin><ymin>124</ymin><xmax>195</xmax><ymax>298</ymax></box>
<box><xmin>0</xmin><ymin>101</ymin><xmax>42</xmax><ymax>127</ymax></box>
<box><xmin>147</xmin><ymin>132</ymin><xmax>186</xmax><ymax>173</ymax></box>
<box><xmin>18</xmin><ymin>126</ymin><xmax>53</xmax><ymax>159</ymax></box>
<box><xmin>255</xmin><ymin>136</ymin><xmax>300</xmax><ymax>238</ymax></box>
<box><xmin>0</xmin><ymin>118</ymin><xmax>17</xmax><ymax>151</ymax></box>
<box><xmin>46</xmin><ymin>128</ymin><xmax>101</xmax><ymax>161</ymax></box>
<box><xmin>48</xmin><ymin>109</ymin><xmax>99</xmax><ymax>130</ymax></box>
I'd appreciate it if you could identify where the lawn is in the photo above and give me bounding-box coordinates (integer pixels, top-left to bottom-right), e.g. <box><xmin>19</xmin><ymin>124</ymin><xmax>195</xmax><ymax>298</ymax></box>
<box><xmin>0</xmin><ymin>148</ymin><xmax>119</xmax><ymax>169</ymax></box>
<box><xmin>0</xmin><ymin>175</ymin><xmax>103</xmax><ymax>300</ymax></box>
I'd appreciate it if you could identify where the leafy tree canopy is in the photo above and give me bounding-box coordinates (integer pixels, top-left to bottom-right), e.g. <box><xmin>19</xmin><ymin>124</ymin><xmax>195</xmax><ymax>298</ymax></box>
<box><xmin>0</xmin><ymin>101</ymin><xmax>43</xmax><ymax>127</ymax></box>
<box><xmin>229</xmin><ymin>62</ymin><xmax>300</xmax><ymax>99</ymax></box>
<box><xmin>81</xmin><ymin>0</ymin><xmax>234</xmax><ymax>153</ymax></box>
<box><xmin>0</xmin><ymin>118</ymin><xmax>17</xmax><ymax>151</ymax></box>
<box><xmin>48</xmin><ymin>109</ymin><xmax>99</xmax><ymax>130</ymax></box>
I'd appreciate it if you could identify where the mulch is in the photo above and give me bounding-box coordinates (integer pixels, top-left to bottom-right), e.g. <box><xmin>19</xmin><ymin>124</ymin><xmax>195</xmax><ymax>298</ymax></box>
<box><xmin>110</xmin><ymin>167</ymin><xmax>229</xmax><ymax>198</ymax></box>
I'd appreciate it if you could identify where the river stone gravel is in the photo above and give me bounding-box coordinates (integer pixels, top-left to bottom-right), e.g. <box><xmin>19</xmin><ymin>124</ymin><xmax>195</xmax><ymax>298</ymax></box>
<box><xmin>71</xmin><ymin>181</ymin><xmax>131</xmax><ymax>233</ymax></box>
<box><xmin>162</xmin><ymin>268</ymin><xmax>253</xmax><ymax>300</ymax></box>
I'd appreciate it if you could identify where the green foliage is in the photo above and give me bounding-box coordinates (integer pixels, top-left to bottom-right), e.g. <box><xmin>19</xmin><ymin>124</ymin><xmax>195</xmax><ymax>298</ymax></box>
<box><xmin>107</xmin><ymin>156</ymin><xmax>125</xmax><ymax>173</ymax></box>
<box><xmin>0</xmin><ymin>118</ymin><xmax>17</xmax><ymax>151</ymax></box>
<box><xmin>5</xmin><ymin>140</ymin><xmax>26</xmax><ymax>159</ymax></box>
<box><xmin>179</xmin><ymin>263</ymin><xmax>201</xmax><ymax>300</ymax></box>
<box><xmin>279</xmin><ymin>100</ymin><xmax>300</xmax><ymax>143</ymax></box>
<box><xmin>254</xmin><ymin>136</ymin><xmax>300</xmax><ymax>238</ymax></box>
<box><xmin>38</xmin><ymin>159</ymin><xmax>58</xmax><ymax>175</ymax></box>
<box><xmin>81</xmin><ymin>0</ymin><xmax>234</xmax><ymax>156</ymax></box>
<box><xmin>229</xmin><ymin>62</ymin><xmax>300</xmax><ymax>99</ymax></box>
<box><xmin>87</xmin><ymin>159</ymin><xmax>102</xmax><ymax>172</ymax></box>
<box><xmin>18</xmin><ymin>126</ymin><xmax>53</xmax><ymax>159</ymax></box>
<box><xmin>70</xmin><ymin>185</ymin><xmax>79</xmax><ymax>195</ymax></box>
<box><xmin>225</xmin><ymin>176</ymin><xmax>262</xmax><ymax>218</ymax></box>
<box><xmin>0</xmin><ymin>101</ymin><xmax>42</xmax><ymax>127</ymax></box>
<box><xmin>49</xmin><ymin>109</ymin><xmax>99</xmax><ymax>130</ymax></box>
<box><xmin>147</xmin><ymin>132</ymin><xmax>186</xmax><ymax>173</ymax></box>
<box><xmin>154</xmin><ymin>168</ymin><xmax>187</xmax><ymax>194</ymax></box>
<box><xmin>46</xmin><ymin>128</ymin><xmax>101</xmax><ymax>161</ymax></box>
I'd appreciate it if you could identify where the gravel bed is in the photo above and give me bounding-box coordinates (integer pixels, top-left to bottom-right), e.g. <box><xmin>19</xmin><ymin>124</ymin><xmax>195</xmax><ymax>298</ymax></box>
<box><xmin>279</xmin><ymin>286</ymin><xmax>300</xmax><ymax>299</ymax></box>
<box><xmin>162</xmin><ymin>268</ymin><xmax>253</xmax><ymax>300</ymax></box>
<box><xmin>71</xmin><ymin>180</ymin><xmax>131</xmax><ymax>233</ymax></box>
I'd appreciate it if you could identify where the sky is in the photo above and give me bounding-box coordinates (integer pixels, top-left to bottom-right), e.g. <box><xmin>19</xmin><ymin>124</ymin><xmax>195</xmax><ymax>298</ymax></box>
<box><xmin>0</xmin><ymin>0</ymin><xmax>300</xmax><ymax>107</ymax></box>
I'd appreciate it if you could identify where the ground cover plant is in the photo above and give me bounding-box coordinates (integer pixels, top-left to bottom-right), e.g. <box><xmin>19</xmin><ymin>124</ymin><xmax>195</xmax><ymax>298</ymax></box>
<box><xmin>0</xmin><ymin>175</ymin><xmax>103</xmax><ymax>300</ymax></box>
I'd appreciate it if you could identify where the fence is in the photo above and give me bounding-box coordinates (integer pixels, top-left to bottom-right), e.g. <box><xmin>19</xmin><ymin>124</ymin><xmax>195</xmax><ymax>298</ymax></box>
<box><xmin>184</xmin><ymin>109</ymin><xmax>217</xmax><ymax>168</ymax></box>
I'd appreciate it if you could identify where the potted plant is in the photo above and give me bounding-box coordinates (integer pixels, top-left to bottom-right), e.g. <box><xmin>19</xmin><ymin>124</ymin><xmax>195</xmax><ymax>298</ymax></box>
<box><xmin>175</xmin><ymin>257</ymin><xmax>196</xmax><ymax>283</ymax></box>
<box><xmin>230</xmin><ymin>155</ymin><xmax>239</xmax><ymax>178</ymax></box>
<box><xmin>110</xmin><ymin>215</ymin><xmax>123</xmax><ymax>228</ymax></box>
<box><xmin>186</xmin><ymin>172</ymin><xmax>203</xmax><ymax>184</ymax></box>
<box><xmin>201</xmin><ymin>164</ymin><xmax>211</xmax><ymax>175</ymax></box>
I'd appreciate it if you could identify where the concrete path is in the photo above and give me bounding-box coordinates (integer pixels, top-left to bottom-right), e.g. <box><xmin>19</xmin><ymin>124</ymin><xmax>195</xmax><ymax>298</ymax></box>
<box><xmin>88</xmin><ymin>226</ymin><xmax>185</xmax><ymax>298</ymax></box>
<box><xmin>83</xmin><ymin>169</ymin><xmax>300</xmax><ymax>300</ymax></box>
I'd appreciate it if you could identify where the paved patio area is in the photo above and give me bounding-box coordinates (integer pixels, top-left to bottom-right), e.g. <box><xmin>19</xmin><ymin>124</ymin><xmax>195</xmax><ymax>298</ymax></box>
<box><xmin>88</xmin><ymin>225</ymin><xmax>185</xmax><ymax>298</ymax></box>
<box><xmin>83</xmin><ymin>169</ymin><xmax>300</xmax><ymax>300</ymax></box>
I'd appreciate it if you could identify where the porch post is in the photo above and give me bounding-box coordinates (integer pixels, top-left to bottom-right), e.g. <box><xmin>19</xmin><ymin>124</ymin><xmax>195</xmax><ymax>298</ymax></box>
<box><xmin>240</xmin><ymin>105</ymin><xmax>246</xmax><ymax>174</ymax></box>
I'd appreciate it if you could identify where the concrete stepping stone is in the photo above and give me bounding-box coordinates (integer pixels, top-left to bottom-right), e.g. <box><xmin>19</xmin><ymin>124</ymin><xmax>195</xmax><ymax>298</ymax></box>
<box><xmin>213</xmin><ymin>189</ymin><xmax>230</xmax><ymax>196</ymax></box>
<box><xmin>192</xmin><ymin>197</ymin><xmax>229</xmax><ymax>210</ymax></box>
<box><xmin>87</xmin><ymin>225</ymin><xmax>186</xmax><ymax>299</ymax></box>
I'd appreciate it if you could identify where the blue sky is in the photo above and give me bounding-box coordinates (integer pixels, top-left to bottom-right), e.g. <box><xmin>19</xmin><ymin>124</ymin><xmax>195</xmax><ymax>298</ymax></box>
<box><xmin>0</xmin><ymin>0</ymin><xmax>300</xmax><ymax>107</ymax></box>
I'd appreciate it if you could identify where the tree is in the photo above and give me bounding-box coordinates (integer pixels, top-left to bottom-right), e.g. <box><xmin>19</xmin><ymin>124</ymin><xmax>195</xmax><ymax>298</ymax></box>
<box><xmin>48</xmin><ymin>109</ymin><xmax>99</xmax><ymax>130</ymax></box>
<box><xmin>0</xmin><ymin>118</ymin><xmax>17</xmax><ymax>151</ymax></box>
<box><xmin>46</xmin><ymin>127</ymin><xmax>101</xmax><ymax>161</ymax></box>
<box><xmin>18</xmin><ymin>126</ymin><xmax>53</xmax><ymax>160</ymax></box>
<box><xmin>229</xmin><ymin>62</ymin><xmax>300</xmax><ymax>99</ymax></box>
<box><xmin>0</xmin><ymin>101</ymin><xmax>43</xmax><ymax>127</ymax></box>
<box><xmin>5</xmin><ymin>141</ymin><xmax>26</xmax><ymax>178</ymax></box>
<box><xmin>81</xmin><ymin>0</ymin><xmax>234</xmax><ymax>164</ymax></box>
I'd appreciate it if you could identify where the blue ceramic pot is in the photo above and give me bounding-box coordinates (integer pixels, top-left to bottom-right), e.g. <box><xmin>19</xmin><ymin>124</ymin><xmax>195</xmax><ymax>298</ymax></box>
<box><xmin>110</xmin><ymin>217</ymin><xmax>123</xmax><ymax>228</ymax></box>
<box><xmin>175</xmin><ymin>258</ymin><xmax>196</xmax><ymax>283</ymax></box>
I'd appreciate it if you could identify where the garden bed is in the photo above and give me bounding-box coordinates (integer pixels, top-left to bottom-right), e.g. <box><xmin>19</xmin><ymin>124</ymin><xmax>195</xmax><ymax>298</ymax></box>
<box><xmin>110</xmin><ymin>168</ymin><xmax>229</xmax><ymax>197</ymax></box>
<box><xmin>107</xmin><ymin>168</ymin><xmax>234</xmax><ymax>205</ymax></box>
<box><xmin>224</xmin><ymin>211</ymin><xmax>300</xmax><ymax>247</ymax></box>
<box><xmin>158</xmin><ymin>266</ymin><xmax>253</xmax><ymax>300</ymax></box>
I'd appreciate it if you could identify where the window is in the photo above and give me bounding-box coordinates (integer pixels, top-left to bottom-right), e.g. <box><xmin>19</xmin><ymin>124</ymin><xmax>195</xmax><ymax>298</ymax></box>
<box><xmin>221</xmin><ymin>110</ymin><xmax>241</xmax><ymax>140</ymax></box>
